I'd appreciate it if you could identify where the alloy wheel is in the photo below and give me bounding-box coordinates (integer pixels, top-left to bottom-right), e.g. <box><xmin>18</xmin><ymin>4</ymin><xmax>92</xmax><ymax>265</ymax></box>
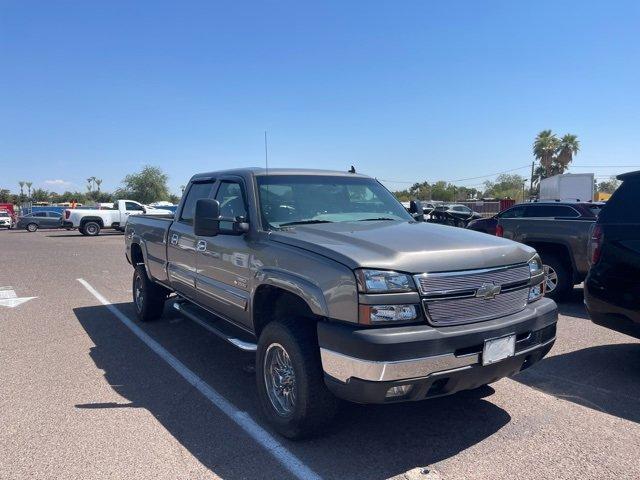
<box><xmin>263</xmin><ymin>343</ymin><xmax>297</xmax><ymax>417</ymax></box>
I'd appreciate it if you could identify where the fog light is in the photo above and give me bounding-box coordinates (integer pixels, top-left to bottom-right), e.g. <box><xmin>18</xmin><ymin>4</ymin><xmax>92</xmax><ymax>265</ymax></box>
<box><xmin>360</xmin><ymin>304</ymin><xmax>418</xmax><ymax>324</ymax></box>
<box><xmin>386</xmin><ymin>384</ymin><xmax>413</xmax><ymax>398</ymax></box>
<box><xmin>528</xmin><ymin>281</ymin><xmax>545</xmax><ymax>302</ymax></box>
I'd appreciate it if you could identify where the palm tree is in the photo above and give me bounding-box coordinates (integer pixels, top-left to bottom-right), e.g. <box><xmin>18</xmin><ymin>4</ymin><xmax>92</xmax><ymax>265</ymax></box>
<box><xmin>95</xmin><ymin>178</ymin><xmax>102</xmax><ymax>192</ymax></box>
<box><xmin>533</xmin><ymin>130</ymin><xmax>560</xmax><ymax>176</ymax></box>
<box><xmin>18</xmin><ymin>181</ymin><xmax>25</xmax><ymax>196</ymax></box>
<box><xmin>86</xmin><ymin>177</ymin><xmax>95</xmax><ymax>191</ymax></box>
<box><xmin>25</xmin><ymin>181</ymin><xmax>32</xmax><ymax>198</ymax></box>
<box><xmin>556</xmin><ymin>134</ymin><xmax>580</xmax><ymax>173</ymax></box>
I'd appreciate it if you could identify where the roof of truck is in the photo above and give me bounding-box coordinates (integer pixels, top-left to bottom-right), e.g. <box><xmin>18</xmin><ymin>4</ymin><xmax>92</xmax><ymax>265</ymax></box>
<box><xmin>617</xmin><ymin>170</ymin><xmax>640</xmax><ymax>180</ymax></box>
<box><xmin>190</xmin><ymin>167</ymin><xmax>371</xmax><ymax>181</ymax></box>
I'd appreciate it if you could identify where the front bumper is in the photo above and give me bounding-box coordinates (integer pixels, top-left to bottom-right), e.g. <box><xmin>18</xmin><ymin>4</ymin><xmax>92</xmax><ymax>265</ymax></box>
<box><xmin>318</xmin><ymin>297</ymin><xmax>557</xmax><ymax>403</ymax></box>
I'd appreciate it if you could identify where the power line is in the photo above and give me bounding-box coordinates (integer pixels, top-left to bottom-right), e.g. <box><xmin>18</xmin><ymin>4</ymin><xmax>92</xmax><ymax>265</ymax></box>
<box><xmin>378</xmin><ymin>164</ymin><xmax>530</xmax><ymax>185</ymax></box>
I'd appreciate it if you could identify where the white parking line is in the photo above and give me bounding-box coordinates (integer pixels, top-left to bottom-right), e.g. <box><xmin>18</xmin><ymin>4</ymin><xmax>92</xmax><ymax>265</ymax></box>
<box><xmin>77</xmin><ymin>278</ymin><xmax>321</xmax><ymax>480</ymax></box>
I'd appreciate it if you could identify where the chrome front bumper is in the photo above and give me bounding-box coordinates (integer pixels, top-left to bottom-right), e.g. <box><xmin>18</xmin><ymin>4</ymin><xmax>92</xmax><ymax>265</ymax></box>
<box><xmin>320</xmin><ymin>335</ymin><xmax>556</xmax><ymax>383</ymax></box>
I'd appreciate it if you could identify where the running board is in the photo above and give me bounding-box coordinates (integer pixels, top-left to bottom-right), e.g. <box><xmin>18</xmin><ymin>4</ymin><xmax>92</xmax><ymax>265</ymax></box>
<box><xmin>172</xmin><ymin>301</ymin><xmax>257</xmax><ymax>352</ymax></box>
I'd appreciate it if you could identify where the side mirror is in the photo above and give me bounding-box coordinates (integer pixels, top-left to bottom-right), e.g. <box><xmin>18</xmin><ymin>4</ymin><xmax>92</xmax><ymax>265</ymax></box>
<box><xmin>194</xmin><ymin>198</ymin><xmax>221</xmax><ymax>237</ymax></box>
<box><xmin>142</xmin><ymin>207</ymin><xmax>147</xmax><ymax>214</ymax></box>
<box><xmin>408</xmin><ymin>200</ymin><xmax>419</xmax><ymax>214</ymax></box>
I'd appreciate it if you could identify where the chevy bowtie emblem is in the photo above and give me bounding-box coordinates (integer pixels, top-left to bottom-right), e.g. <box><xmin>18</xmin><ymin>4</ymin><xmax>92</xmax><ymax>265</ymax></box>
<box><xmin>475</xmin><ymin>283</ymin><xmax>501</xmax><ymax>300</ymax></box>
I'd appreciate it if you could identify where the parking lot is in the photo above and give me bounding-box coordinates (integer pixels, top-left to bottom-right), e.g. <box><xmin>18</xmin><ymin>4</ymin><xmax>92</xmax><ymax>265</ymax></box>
<box><xmin>1</xmin><ymin>229</ymin><xmax>639</xmax><ymax>480</ymax></box>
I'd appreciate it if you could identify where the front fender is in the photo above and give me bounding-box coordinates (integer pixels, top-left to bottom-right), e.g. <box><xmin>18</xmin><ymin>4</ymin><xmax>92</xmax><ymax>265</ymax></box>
<box><xmin>255</xmin><ymin>267</ymin><xmax>329</xmax><ymax>317</ymax></box>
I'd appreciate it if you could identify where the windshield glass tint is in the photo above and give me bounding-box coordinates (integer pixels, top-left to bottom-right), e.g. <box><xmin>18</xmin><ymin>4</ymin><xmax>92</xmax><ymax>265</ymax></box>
<box><xmin>257</xmin><ymin>175</ymin><xmax>412</xmax><ymax>229</ymax></box>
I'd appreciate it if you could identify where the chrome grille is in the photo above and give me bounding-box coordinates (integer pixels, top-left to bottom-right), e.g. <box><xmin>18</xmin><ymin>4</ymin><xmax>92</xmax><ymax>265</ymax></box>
<box><xmin>415</xmin><ymin>264</ymin><xmax>530</xmax><ymax>296</ymax></box>
<box><xmin>423</xmin><ymin>288</ymin><xmax>529</xmax><ymax>326</ymax></box>
<box><xmin>415</xmin><ymin>264</ymin><xmax>531</xmax><ymax>326</ymax></box>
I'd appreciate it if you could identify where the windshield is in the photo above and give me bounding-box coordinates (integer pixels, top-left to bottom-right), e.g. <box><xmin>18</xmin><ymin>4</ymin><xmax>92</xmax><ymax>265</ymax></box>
<box><xmin>257</xmin><ymin>175</ymin><xmax>413</xmax><ymax>229</ymax></box>
<box><xmin>0</xmin><ymin>212</ymin><xmax>9</xmax><ymax>217</ymax></box>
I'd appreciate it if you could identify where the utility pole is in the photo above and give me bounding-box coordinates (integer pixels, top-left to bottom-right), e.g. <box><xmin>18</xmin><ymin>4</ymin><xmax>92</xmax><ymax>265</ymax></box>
<box><xmin>530</xmin><ymin>161</ymin><xmax>535</xmax><ymax>197</ymax></box>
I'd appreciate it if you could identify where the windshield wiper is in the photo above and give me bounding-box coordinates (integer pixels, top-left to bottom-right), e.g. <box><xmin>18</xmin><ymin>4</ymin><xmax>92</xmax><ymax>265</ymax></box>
<box><xmin>357</xmin><ymin>217</ymin><xmax>397</xmax><ymax>221</ymax></box>
<box><xmin>279</xmin><ymin>219</ymin><xmax>334</xmax><ymax>227</ymax></box>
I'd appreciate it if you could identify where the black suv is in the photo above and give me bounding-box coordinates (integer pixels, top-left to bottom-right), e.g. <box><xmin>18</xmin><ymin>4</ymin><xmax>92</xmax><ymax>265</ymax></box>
<box><xmin>585</xmin><ymin>171</ymin><xmax>640</xmax><ymax>338</ymax></box>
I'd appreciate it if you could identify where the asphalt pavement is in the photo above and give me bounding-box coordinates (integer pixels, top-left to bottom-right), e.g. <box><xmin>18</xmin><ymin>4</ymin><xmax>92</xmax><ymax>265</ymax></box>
<box><xmin>1</xmin><ymin>229</ymin><xmax>638</xmax><ymax>480</ymax></box>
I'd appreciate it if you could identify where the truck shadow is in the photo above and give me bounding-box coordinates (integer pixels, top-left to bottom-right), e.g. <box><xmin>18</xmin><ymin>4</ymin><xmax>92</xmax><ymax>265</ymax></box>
<box><xmin>73</xmin><ymin>303</ymin><xmax>511</xmax><ymax>480</ymax></box>
<box><xmin>513</xmin><ymin>343</ymin><xmax>640</xmax><ymax>424</ymax></box>
<box><xmin>556</xmin><ymin>287</ymin><xmax>590</xmax><ymax>320</ymax></box>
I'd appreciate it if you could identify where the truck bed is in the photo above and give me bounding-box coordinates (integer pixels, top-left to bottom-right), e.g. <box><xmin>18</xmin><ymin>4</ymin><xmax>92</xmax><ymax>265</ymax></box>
<box><xmin>125</xmin><ymin>214</ymin><xmax>174</xmax><ymax>284</ymax></box>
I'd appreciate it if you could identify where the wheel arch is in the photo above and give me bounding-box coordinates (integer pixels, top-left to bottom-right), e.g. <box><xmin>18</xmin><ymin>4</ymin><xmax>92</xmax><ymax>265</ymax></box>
<box><xmin>252</xmin><ymin>272</ymin><xmax>328</xmax><ymax>337</ymax></box>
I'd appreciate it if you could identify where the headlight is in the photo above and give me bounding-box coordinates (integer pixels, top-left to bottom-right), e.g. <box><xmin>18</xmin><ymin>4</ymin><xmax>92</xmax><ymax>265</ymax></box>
<box><xmin>528</xmin><ymin>254</ymin><xmax>543</xmax><ymax>276</ymax></box>
<box><xmin>355</xmin><ymin>269</ymin><xmax>415</xmax><ymax>293</ymax></box>
<box><xmin>528</xmin><ymin>254</ymin><xmax>545</xmax><ymax>302</ymax></box>
<box><xmin>359</xmin><ymin>304</ymin><xmax>418</xmax><ymax>324</ymax></box>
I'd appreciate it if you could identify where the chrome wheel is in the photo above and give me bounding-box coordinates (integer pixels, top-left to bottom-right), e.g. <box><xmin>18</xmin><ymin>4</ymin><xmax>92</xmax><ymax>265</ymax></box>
<box><xmin>134</xmin><ymin>274</ymin><xmax>144</xmax><ymax>312</ymax></box>
<box><xmin>86</xmin><ymin>223</ymin><xmax>98</xmax><ymax>235</ymax></box>
<box><xmin>27</xmin><ymin>223</ymin><xmax>37</xmax><ymax>232</ymax></box>
<box><xmin>263</xmin><ymin>343</ymin><xmax>297</xmax><ymax>417</ymax></box>
<box><xmin>543</xmin><ymin>265</ymin><xmax>558</xmax><ymax>293</ymax></box>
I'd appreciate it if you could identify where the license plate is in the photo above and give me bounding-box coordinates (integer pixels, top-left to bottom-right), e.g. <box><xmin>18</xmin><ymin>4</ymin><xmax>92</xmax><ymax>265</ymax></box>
<box><xmin>483</xmin><ymin>334</ymin><xmax>516</xmax><ymax>366</ymax></box>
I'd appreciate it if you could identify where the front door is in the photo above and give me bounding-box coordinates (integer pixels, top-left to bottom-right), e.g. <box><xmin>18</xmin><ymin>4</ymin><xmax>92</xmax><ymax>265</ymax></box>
<box><xmin>195</xmin><ymin>178</ymin><xmax>252</xmax><ymax>329</ymax></box>
<box><xmin>167</xmin><ymin>180</ymin><xmax>216</xmax><ymax>299</ymax></box>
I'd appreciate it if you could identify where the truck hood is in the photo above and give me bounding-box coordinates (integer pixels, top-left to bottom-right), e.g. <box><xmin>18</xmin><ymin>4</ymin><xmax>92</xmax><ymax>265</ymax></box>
<box><xmin>269</xmin><ymin>220</ymin><xmax>536</xmax><ymax>273</ymax></box>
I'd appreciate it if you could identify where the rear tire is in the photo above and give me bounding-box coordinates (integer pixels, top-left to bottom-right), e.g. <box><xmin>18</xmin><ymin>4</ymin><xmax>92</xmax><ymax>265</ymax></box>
<box><xmin>132</xmin><ymin>265</ymin><xmax>166</xmax><ymax>322</ymax></box>
<box><xmin>256</xmin><ymin>319</ymin><xmax>340</xmax><ymax>439</ymax></box>
<box><xmin>540</xmin><ymin>253</ymin><xmax>571</xmax><ymax>301</ymax></box>
<box><xmin>26</xmin><ymin>223</ymin><xmax>38</xmax><ymax>232</ymax></box>
<box><xmin>83</xmin><ymin>221</ymin><xmax>101</xmax><ymax>236</ymax></box>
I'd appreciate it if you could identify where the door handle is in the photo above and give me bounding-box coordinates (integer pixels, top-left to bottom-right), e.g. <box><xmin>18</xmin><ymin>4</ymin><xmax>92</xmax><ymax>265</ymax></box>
<box><xmin>170</xmin><ymin>233</ymin><xmax>179</xmax><ymax>245</ymax></box>
<box><xmin>196</xmin><ymin>240</ymin><xmax>207</xmax><ymax>252</ymax></box>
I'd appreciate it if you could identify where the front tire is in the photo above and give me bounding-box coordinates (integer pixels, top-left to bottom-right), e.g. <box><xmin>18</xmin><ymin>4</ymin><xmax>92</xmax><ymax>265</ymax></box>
<box><xmin>256</xmin><ymin>320</ymin><xmax>339</xmax><ymax>439</ymax></box>
<box><xmin>132</xmin><ymin>265</ymin><xmax>167</xmax><ymax>322</ymax></box>
<box><xmin>540</xmin><ymin>253</ymin><xmax>571</xmax><ymax>300</ymax></box>
<box><xmin>83</xmin><ymin>221</ymin><xmax>101</xmax><ymax>236</ymax></box>
<box><xmin>26</xmin><ymin>223</ymin><xmax>38</xmax><ymax>232</ymax></box>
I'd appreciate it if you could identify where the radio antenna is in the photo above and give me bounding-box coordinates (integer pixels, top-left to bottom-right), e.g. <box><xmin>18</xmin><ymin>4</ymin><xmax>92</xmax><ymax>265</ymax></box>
<box><xmin>264</xmin><ymin>131</ymin><xmax>269</xmax><ymax>176</ymax></box>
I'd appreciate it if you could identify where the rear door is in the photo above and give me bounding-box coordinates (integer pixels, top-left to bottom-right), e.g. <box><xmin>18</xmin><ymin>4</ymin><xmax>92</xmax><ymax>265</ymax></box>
<box><xmin>167</xmin><ymin>180</ymin><xmax>216</xmax><ymax>299</ymax></box>
<box><xmin>195</xmin><ymin>177</ymin><xmax>252</xmax><ymax>328</ymax></box>
<box><xmin>45</xmin><ymin>211</ymin><xmax>62</xmax><ymax>228</ymax></box>
<box><xmin>593</xmin><ymin>177</ymin><xmax>640</xmax><ymax>314</ymax></box>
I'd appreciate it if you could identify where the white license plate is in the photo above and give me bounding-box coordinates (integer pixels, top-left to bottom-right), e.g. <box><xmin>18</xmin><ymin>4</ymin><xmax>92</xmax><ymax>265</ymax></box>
<box><xmin>483</xmin><ymin>334</ymin><xmax>516</xmax><ymax>366</ymax></box>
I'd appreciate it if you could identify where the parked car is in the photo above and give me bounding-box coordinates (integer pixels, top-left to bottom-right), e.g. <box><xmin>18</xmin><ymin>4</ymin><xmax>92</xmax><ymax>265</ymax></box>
<box><xmin>468</xmin><ymin>201</ymin><xmax>603</xmax><ymax>236</ymax></box>
<box><xmin>0</xmin><ymin>203</ymin><xmax>17</xmax><ymax>227</ymax></box>
<box><xmin>126</xmin><ymin>168</ymin><xmax>557</xmax><ymax>439</ymax></box>
<box><xmin>585</xmin><ymin>171</ymin><xmax>640</xmax><ymax>338</ymax></box>
<box><xmin>63</xmin><ymin>199</ymin><xmax>172</xmax><ymax>236</ymax></box>
<box><xmin>17</xmin><ymin>211</ymin><xmax>63</xmax><ymax>232</ymax></box>
<box><xmin>0</xmin><ymin>210</ymin><xmax>13</xmax><ymax>229</ymax></box>
<box><xmin>496</xmin><ymin>202</ymin><xmax>601</xmax><ymax>300</ymax></box>
<box><xmin>444</xmin><ymin>204</ymin><xmax>483</xmax><ymax>224</ymax></box>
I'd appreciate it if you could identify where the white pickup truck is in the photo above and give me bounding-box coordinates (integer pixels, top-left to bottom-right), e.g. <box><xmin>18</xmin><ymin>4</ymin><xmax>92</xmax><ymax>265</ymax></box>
<box><xmin>63</xmin><ymin>200</ymin><xmax>172</xmax><ymax>236</ymax></box>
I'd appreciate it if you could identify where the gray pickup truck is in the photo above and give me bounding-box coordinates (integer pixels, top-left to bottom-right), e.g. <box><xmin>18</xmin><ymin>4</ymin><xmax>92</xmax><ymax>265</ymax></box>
<box><xmin>125</xmin><ymin>168</ymin><xmax>557</xmax><ymax>438</ymax></box>
<box><xmin>496</xmin><ymin>201</ymin><xmax>601</xmax><ymax>300</ymax></box>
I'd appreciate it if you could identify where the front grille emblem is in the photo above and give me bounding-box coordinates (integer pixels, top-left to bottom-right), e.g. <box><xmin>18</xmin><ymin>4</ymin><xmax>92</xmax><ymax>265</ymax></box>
<box><xmin>475</xmin><ymin>283</ymin><xmax>501</xmax><ymax>300</ymax></box>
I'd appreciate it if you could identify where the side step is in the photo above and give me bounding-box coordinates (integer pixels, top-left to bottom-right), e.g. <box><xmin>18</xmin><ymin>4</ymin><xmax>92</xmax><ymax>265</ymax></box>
<box><xmin>172</xmin><ymin>300</ymin><xmax>257</xmax><ymax>352</ymax></box>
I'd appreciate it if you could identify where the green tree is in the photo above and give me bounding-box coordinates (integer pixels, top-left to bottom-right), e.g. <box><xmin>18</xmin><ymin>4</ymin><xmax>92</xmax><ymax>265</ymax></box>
<box><xmin>117</xmin><ymin>165</ymin><xmax>170</xmax><ymax>204</ymax></box>
<box><xmin>597</xmin><ymin>176</ymin><xmax>620</xmax><ymax>194</ymax></box>
<box><xmin>533</xmin><ymin>130</ymin><xmax>580</xmax><ymax>178</ymax></box>
<box><xmin>25</xmin><ymin>181</ymin><xmax>33</xmax><ymax>199</ymax></box>
<box><xmin>483</xmin><ymin>174</ymin><xmax>527</xmax><ymax>200</ymax></box>
<box><xmin>0</xmin><ymin>189</ymin><xmax>11</xmax><ymax>203</ymax></box>
<box><xmin>31</xmin><ymin>189</ymin><xmax>50</xmax><ymax>202</ymax></box>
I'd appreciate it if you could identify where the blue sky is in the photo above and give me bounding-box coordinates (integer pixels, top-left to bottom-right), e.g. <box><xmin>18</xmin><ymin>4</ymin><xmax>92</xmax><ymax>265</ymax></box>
<box><xmin>2</xmin><ymin>1</ymin><xmax>639</xmax><ymax>195</ymax></box>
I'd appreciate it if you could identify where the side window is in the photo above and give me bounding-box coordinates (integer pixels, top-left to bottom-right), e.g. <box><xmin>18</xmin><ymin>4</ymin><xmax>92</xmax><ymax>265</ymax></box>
<box><xmin>499</xmin><ymin>206</ymin><xmax>525</xmax><ymax>218</ymax></box>
<box><xmin>48</xmin><ymin>212</ymin><xmax>61</xmax><ymax>217</ymax></box>
<box><xmin>180</xmin><ymin>182</ymin><xmax>215</xmax><ymax>224</ymax></box>
<box><xmin>34</xmin><ymin>212</ymin><xmax>47</xmax><ymax>217</ymax></box>
<box><xmin>125</xmin><ymin>202</ymin><xmax>145</xmax><ymax>211</ymax></box>
<box><xmin>525</xmin><ymin>205</ymin><xmax>579</xmax><ymax>218</ymax></box>
<box><xmin>215</xmin><ymin>181</ymin><xmax>248</xmax><ymax>231</ymax></box>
